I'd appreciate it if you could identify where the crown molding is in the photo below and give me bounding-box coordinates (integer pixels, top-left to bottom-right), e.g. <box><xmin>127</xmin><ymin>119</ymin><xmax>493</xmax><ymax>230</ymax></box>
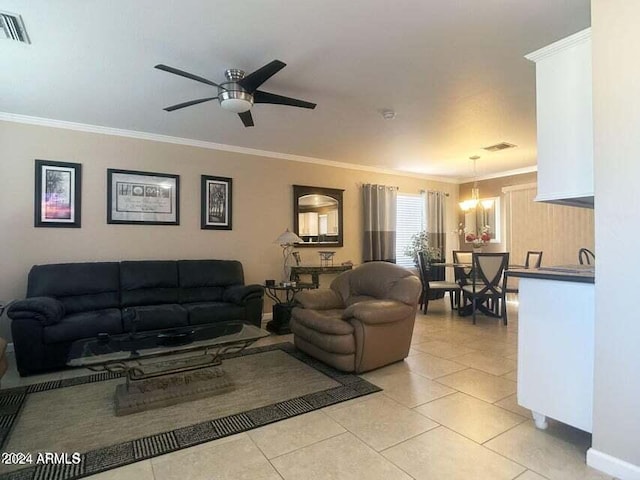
<box><xmin>502</xmin><ymin>182</ymin><xmax>537</xmax><ymax>193</ymax></box>
<box><xmin>525</xmin><ymin>27</ymin><xmax>591</xmax><ymax>63</ymax></box>
<box><xmin>457</xmin><ymin>165</ymin><xmax>538</xmax><ymax>184</ymax></box>
<box><xmin>0</xmin><ymin>112</ymin><xmax>459</xmax><ymax>184</ymax></box>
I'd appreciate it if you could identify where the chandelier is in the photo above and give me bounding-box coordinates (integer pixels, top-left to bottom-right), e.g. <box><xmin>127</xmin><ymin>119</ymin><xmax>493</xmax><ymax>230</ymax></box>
<box><xmin>459</xmin><ymin>156</ymin><xmax>493</xmax><ymax>211</ymax></box>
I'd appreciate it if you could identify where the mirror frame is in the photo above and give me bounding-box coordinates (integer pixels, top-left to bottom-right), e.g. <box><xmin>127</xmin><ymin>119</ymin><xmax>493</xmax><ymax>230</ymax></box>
<box><xmin>293</xmin><ymin>185</ymin><xmax>344</xmax><ymax>248</ymax></box>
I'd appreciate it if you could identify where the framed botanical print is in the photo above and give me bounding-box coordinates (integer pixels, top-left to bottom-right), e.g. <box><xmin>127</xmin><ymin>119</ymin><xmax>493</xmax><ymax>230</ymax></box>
<box><xmin>107</xmin><ymin>169</ymin><xmax>179</xmax><ymax>225</ymax></box>
<box><xmin>34</xmin><ymin>160</ymin><xmax>82</xmax><ymax>228</ymax></box>
<box><xmin>201</xmin><ymin>175</ymin><xmax>232</xmax><ymax>230</ymax></box>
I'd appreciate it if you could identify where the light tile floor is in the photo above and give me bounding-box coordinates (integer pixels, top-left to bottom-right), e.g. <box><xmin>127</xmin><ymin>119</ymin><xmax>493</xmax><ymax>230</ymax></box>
<box><xmin>1</xmin><ymin>299</ymin><xmax>613</xmax><ymax>480</ymax></box>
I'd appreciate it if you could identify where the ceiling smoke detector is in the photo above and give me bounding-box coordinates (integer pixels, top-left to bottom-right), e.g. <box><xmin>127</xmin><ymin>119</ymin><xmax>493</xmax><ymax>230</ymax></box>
<box><xmin>483</xmin><ymin>142</ymin><xmax>517</xmax><ymax>152</ymax></box>
<box><xmin>0</xmin><ymin>11</ymin><xmax>30</xmax><ymax>44</ymax></box>
<box><xmin>381</xmin><ymin>109</ymin><xmax>396</xmax><ymax>120</ymax></box>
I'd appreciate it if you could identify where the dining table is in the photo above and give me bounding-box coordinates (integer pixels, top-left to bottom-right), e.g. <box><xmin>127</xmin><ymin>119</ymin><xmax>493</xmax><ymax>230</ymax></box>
<box><xmin>429</xmin><ymin>262</ymin><xmax>524</xmax><ymax>317</ymax></box>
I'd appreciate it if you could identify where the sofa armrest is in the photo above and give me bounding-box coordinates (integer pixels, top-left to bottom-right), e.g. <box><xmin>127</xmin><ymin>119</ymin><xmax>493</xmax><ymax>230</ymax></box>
<box><xmin>295</xmin><ymin>289</ymin><xmax>345</xmax><ymax>310</ymax></box>
<box><xmin>342</xmin><ymin>300</ymin><xmax>413</xmax><ymax>325</ymax></box>
<box><xmin>7</xmin><ymin>297</ymin><xmax>65</xmax><ymax>326</ymax></box>
<box><xmin>223</xmin><ymin>284</ymin><xmax>264</xmax><ymax>305</ymax></box>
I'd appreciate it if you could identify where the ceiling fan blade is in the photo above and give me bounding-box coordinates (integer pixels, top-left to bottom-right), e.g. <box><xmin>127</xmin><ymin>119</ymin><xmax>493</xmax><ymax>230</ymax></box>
<box><xmin>163</xmin><ymin>97</ymin><xmax>218</xmax><ymax>112</ymax></box>
<box><xmin>254</xmin><ymin>90</ymin><xmax>316</xmax><ymax>109</ymax></box>
<box><xmin>237</xmin><ymin>60</ymin><xmax>286</xmax><ymax>93</ymax></box>
<box><xmin>155</xmin><ymin>64</ymin><xmax>226</xmax><ymax>90</ymax></box>
<box><xmin>238</xmin><ymin>110</ymin><xmax>254</xmax><ymax>127</ymax></box>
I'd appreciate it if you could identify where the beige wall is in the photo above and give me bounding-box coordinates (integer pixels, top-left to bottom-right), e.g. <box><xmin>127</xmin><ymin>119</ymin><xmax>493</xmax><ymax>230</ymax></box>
<box><xmin>0</xmin><ymin>120</ymin><xmax>459</xmax><ymax>339</ymax></box>
<box><xmin>504</xmin><ymin>185</ymin><xmax>595</xmax><ymax>267</ymax></box>
<box><xmin>458</xmin><ymin>172</ymin><xmax>595</xmax><ymax>266</ymax></box>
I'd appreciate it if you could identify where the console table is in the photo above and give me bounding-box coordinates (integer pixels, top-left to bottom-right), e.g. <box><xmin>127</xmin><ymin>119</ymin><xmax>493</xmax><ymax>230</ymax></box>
<box><xmin>290</xmin><ymin>265</ymin><xmax>353</xmax><ymax>287</ymax></box>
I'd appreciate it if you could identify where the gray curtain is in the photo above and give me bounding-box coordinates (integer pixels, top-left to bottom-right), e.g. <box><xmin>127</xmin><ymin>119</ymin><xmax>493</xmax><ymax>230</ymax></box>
<box><xmin>425</xmin><ymin>190</ymin><xmax>447</xmax><ymax>260</ymax></box>
<box><xmin>363</xmin><ymin>184</ymin><xmax>397</xmax><ymax>262</ymax></box>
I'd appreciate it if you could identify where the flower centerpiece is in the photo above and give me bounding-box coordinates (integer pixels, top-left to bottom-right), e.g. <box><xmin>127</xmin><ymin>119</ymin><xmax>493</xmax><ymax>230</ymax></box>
<box><xmin>464</xmin><ymin>224</ymin><xmax>492</xmax><ymax>249</ymax></box>
<box><xmin>404</xmin><ymin>230</ymin><xmax>443</xmax><ymax>265</ymax></box>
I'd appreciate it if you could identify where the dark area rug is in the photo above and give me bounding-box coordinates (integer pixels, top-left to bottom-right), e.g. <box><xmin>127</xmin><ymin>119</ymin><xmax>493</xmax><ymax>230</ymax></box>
<box><xmin>0</xmin><ymin>342</ymin><xmax>380</xmax><ymax>479</ymax></box>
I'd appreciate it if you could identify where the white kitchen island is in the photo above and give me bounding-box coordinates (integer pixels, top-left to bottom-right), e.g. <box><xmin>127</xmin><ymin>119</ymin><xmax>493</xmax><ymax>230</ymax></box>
<box><xmin>507</xmin><ymin>267</ymin><xmax>595</xmax><ymax>433</ymax></box>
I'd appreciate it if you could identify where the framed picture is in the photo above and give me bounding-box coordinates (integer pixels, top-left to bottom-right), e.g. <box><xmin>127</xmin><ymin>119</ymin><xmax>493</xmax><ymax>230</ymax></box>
<box><xmin>107</xmin><ymin>169</ymin><xmax>179</xmax><ymax>225</ymax></box>
<box><xmin>201</xmin><ymin>175</ymin><xmax>232</xmax><ymax>230</ymax></box>
<box><xmin>34</xmin><ymin>160</ymin><xmax>82</xmax><ymax>228</ymax></box>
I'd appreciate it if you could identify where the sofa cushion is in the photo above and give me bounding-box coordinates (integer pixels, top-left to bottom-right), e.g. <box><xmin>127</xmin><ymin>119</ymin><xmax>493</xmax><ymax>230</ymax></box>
<box><xmin>291</xmin><ymin>308</ymin><xmax>354</xmax><ymax>335</ymax></box>
<box><xmin>8</xmin><ymin>297</ymin><xmax>65</xmax><ymax>325</ymax></box>
<box><xmin>295</xmin><ymin>290</ymin><xmax>344</xmax><ymax>310</ymax></box>
<box><xmin>345</xmin><ymin>295</ymin><xmax>377</xmax><ymax>306</ymax></box>
<box><xmin>183</xmin><ymin>302</ymin><xmax>245</xmax><ymax>325</ymax></box>
<box><xmin>120</xmin><ymin>261</ymin><xmax>179</xmax><ymax>307</ymax></box>
<box><xmin>123</xmin><ymin>304</ymin><xmax>188</xmax><ymax>332</ymax></box>
<box><xmin>178</xmin><ymin>260</ymin><xmax>244</xmax><ymax>303</ymax></box>
<box><xmin>290</xmin><ymin>320</ymin><xmax>355</xmax><ymax>355</ymax></box>
<box><xmin>347</xmin><ymin>261</ymin><xmax>414</xmax><ymax>300</ymax></box>
<box><xmin>43</xmin><ymin>308</ymin><xmax>123</xmax><ymax>344</ymax></box>
<box><xmin>342</xmin><ymin>300</ymin><xmax>414</xmax><ymax>324</ymax></box>
<box><xmin>27</xmin><ymin>262</ymin><xmax>120</xmax><ymax>314</ymax></box>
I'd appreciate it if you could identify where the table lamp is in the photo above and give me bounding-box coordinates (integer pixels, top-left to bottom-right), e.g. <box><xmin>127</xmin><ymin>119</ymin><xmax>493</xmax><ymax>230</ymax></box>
<box><xmin>274</xmin><ymin>228</ymin><xmax>303</xmax><ymax>282</ymax></box>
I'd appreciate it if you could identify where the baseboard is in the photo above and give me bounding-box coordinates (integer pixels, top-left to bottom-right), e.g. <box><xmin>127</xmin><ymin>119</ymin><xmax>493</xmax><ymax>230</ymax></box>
<box><xmin>587</xmin><ymin>447</ymin><xmax>640</xmax><ymax>479</ymax></box>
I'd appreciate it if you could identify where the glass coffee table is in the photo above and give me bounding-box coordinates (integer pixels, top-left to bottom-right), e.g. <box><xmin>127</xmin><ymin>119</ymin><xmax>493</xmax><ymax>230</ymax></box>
<box><xmin>67</xmin><ymin>321</ymin><xmax>268</xmax><ymax>416</ymax></box>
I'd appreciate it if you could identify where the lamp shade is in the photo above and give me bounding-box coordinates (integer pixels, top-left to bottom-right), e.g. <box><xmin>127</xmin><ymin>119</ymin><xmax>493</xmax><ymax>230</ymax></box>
<box><xmin>274</xmin><ymin>228</ymin><xmax>303</xmax><ymax>245</ymax></box>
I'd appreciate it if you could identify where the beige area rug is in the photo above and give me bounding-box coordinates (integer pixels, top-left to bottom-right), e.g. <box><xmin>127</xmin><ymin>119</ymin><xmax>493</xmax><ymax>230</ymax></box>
<box><xmin>0</xmin><ymin>343</ymin><xmax>380</xmax><ymax>479</ymax></box>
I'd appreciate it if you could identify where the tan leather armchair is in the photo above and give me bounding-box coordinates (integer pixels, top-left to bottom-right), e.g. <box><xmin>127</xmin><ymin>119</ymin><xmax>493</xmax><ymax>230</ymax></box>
<box><xmin>290</xmin><ymin>261</ymin><xmax>421</xmax><ymax>373</ymax></box>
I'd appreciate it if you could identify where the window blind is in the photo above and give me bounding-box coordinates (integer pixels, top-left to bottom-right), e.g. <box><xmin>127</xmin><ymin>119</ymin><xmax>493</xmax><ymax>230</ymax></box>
<box><xmin>395</xmin><ymin>194</ymin><xmax>425</xmax><ymax>268</ymax></box>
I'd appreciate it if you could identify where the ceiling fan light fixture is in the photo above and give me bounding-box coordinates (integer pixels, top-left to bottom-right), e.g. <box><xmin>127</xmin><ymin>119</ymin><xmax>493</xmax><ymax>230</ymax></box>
<box><xmin>218</xmin><ymin>85</ymin><xmax>254</xmax><ymax>113</ymax></box>
<box><xmin>219</xmin><ymin>97</ymin><xmax>253</xmax><ymax>113</ymax></box>
<box><xmin>157</xmin><ymin>60</ymin><xmax>315</xmax><ymax>126</ymax></box>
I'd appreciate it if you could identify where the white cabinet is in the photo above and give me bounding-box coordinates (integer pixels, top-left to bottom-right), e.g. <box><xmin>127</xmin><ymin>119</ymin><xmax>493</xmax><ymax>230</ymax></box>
<box><xmin>526</xmin><ymin>28</ymin><xmax>594</xmax><ymax>208</ymax></box>
<box><xmin>517</xmin><ymin>276</ymin><xmax>594</xmax><ymax>432</ymax></box>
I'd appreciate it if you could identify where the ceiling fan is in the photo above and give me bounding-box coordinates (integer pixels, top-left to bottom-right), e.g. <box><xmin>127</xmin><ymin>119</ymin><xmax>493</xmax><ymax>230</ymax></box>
<box><xmin>155</xmin><ymin>60</ymin><xmax>316</xmax><ymax>127</ymax></box>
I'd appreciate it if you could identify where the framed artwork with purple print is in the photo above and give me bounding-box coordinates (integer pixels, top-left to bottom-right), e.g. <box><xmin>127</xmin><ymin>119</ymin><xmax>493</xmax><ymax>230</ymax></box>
<box><xmin>34</xmin><ymin>160</ymin><xmax>82</xmax><ymax>228</ymax></box>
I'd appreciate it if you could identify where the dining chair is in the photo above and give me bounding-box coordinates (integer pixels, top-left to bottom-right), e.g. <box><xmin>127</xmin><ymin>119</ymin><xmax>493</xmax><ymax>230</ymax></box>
<box><xmin>503</xmin><ymin>250</ymin><xmax>543</xmax><ymax>306</ymax></box>
<box><xmin>462</xmin><ymin>252</ymin><xmax>510</xmax><ymax>325</ymax></box>
<box><xmin>578</xmin><ymin>248</ymin><xmax>595</xmax><ymax>265</ymax></box>
<box><xmin>452</xmin><ymin>250</ymin><xmax>474</xmax><ymax>314</ymax></box>
<box><xmin>417</xmin><ymin>251</ymin><xmax>460</xmax><ymax>314</ymax></box>
<box><xmin>452</xmin><ymin>250</ymin><xmax>474</xmax><ymax>283</ymax></box>
<box><xmin>525</xmin><ymin>251</ymin><xmax>543</xmax><ymax>269</ymax></box>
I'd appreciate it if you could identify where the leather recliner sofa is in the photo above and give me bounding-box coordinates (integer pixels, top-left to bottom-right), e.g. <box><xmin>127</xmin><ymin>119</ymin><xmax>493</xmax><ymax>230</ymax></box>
<box><xmin>7</xmin><ymin>259</ymin><xmax>264</xmax><ymax>376</ymax></box>
<box><xmin>290</xmin><ymin>261</ymin><xmax>421</xmax><ymax>373</ymax></box>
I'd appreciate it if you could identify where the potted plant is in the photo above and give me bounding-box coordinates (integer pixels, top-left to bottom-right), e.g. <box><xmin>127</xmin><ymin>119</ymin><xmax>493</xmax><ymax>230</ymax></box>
<box><xmin>404</xmin><ymin>230</ymin><xmax>442</xmax><ymax>265</ymax></box>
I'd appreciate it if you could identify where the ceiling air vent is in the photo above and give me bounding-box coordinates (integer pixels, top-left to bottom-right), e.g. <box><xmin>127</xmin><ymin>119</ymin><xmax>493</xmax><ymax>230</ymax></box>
<box><xmin>483</xmin><ymin>142</ymin><xmax>517</xmax><ymax>152</ymax></box>
<box><xmin>0</xmin><ymin>11</ymin><xmax>30</xmax><ymax>44</ymax></box>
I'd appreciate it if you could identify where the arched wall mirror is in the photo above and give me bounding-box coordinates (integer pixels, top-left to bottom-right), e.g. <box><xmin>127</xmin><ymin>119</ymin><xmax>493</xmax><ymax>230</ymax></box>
<box><xmin>293</xmin><ymin>185</ymin><xmax>344</xmax><ymax>247</ymax></box>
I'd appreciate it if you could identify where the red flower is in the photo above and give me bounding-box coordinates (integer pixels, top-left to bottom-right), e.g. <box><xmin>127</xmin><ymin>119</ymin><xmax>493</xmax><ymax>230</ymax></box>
<box><xmin>480</xmin><ymin>232</ymin><xmax>491</xmax><ymax>242</ymax></box>
<box><xmin>465</xmin><ymin>233</ymin><xmax>477</xmax><ymax>242</ymax></box>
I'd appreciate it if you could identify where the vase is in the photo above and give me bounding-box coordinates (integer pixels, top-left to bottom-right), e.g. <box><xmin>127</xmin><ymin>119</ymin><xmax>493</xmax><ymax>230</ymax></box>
<box><xmin>472</xmin><ymin>245</ymin><xmax>483</xmax><ymax>253</ymax></box>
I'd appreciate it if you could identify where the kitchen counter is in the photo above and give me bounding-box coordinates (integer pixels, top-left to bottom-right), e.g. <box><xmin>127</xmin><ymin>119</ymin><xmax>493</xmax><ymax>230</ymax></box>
<box><xmin>514</xmin><ymin>271</ymin><xmax>594</xmax><ymax>433</ymax></box>
<box><xmin>507</xmin><ymin>265</ymin><xmax>594</xmax><ymax>284</ymax></box>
